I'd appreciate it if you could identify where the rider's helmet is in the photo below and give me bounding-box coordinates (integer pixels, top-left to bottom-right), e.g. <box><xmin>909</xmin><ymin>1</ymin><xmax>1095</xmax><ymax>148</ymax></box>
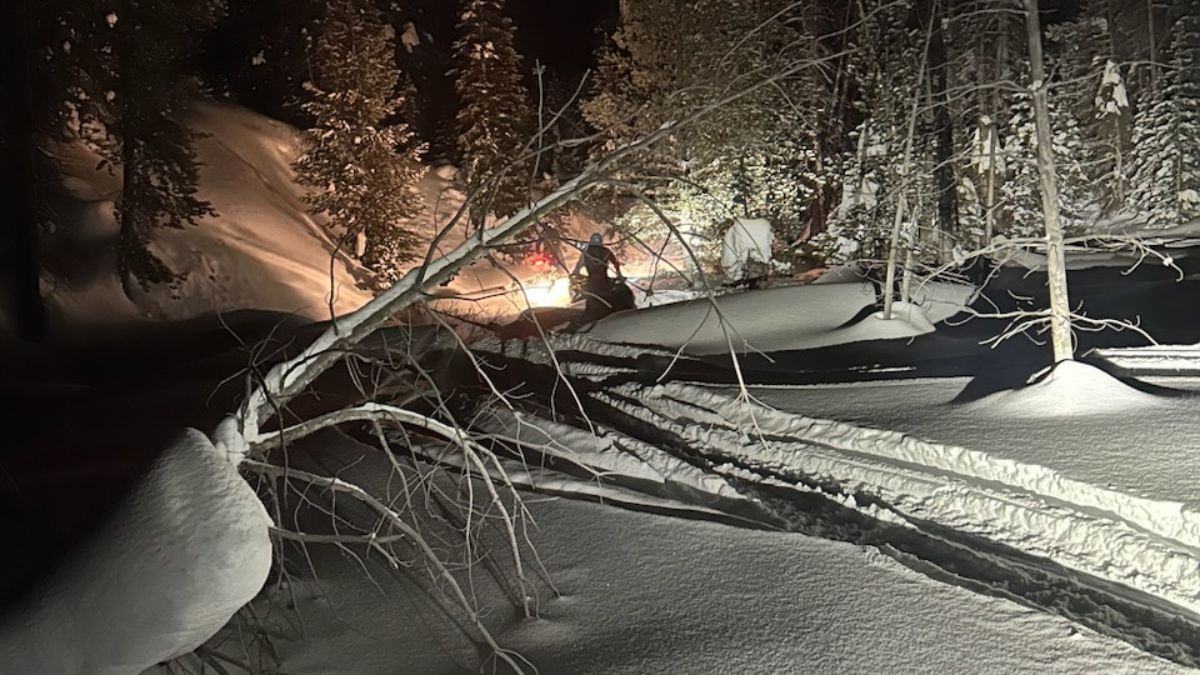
<box><xmin>589</xmin><ymin>233</ymin><xmax>603</xmax><ymax>245</ymax></box>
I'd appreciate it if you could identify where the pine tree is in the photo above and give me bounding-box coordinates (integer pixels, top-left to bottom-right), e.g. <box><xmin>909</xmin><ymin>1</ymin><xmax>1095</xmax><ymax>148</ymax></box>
<box><xmin>117</xmin><ymin>0</ymin><xmax>227</xmax><ymax>293</ymax></box>
<box><xmin>452</xmin><ymin>0</ymin><xmax>533</xmax><ymax>223</ymax></box>
<box><xmin>38</xmin><ymin>0</ymin><xmax>226</xmax><ymax>295</ymax></box>
<box><xmin>1091</xmin><ymin>58</ymin><xmax>1133</xmax><ymax>214</ymax></box>
<box><xmin>1046</xmin><ymin>7</ymin><xmax>1131</xmax><ymax>217</ymax></box>
<box><xmin>1127</xmin><ymin>8</ymin><xmax>1200</xmax><ymax>227</ymax></box>
<box><xmin>999</xmin><ymin>86</ymin><xmax>1093</xmax><ymax>237</ymax></box>
<box><xmin>583</xmin><ymin>0</ymin><xmax>827</xmax><ymax>248</ymax></box>
<box><xmin>294</xmin><ymin>0</ymin><xmax>426</xmax><ymax>288</ymax></box>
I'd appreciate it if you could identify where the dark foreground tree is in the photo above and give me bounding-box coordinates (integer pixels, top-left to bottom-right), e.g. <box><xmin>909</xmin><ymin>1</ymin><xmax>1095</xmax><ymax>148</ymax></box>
<box><xmin>31</xmin><ymin>0</ymin><xmax>223</xmax><ymax>300</ymax></box>
<box><xmin>1</xmin><ymin>0</ymin><xmax>46</xmax><ymax>340</ymax></box>
<box><xmin>114</xmin><ymin>0</ymin><xmax>226</xmax><ymax>294</ymax></box>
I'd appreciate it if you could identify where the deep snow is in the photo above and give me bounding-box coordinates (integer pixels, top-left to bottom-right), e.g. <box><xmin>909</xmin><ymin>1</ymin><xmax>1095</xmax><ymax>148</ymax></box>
<box><xmin>160</xmin><ymin>431</ymin><xmax>1190</xmax><ymax>675</ymax></box>
<box><xmin>586</xmin><ymin>280</ymin><xmax>971</xmax><ymax>354</ymax></box>
<box><xmin>0</xmin><ymin>429</ymin><xmax>271</xmax><ymax>675</ymax></box>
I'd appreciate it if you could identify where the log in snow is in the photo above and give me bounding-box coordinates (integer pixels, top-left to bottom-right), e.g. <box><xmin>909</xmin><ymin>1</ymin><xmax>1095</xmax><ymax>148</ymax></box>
<box><xmin>0</xmin><ymin>429</ymin><xmax>272</xmax><ymax>675</ymax></box>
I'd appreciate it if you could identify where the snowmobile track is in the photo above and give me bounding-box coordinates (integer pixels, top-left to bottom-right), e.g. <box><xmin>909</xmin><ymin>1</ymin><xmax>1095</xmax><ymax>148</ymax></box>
<box><xmin>463</xmin><ymin>343</ymin><xmax>1200</xmax><ymax>667</ymax></box>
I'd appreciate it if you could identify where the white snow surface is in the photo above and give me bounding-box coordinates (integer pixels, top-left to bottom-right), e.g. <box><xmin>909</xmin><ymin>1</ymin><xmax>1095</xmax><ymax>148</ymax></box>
<box><xmin>720</xmin><ymin>217</ymin><xmax>775</xmax><ymax>281</ymax></box>
<box><xmin>0</xmin><ymin>429</ymin><xmax>272</xmax><ymax>675</ymax></box>
<box><xmin>175</xmin><ymin>431</ymin><xmax>1187</xmax><ymax>674</ymax></box>
<box><xmin>487</xmin><ymin>335</ymin><xmax>1200</xmax><ymax>616</ymax></box>
<box><xmin>967</xmin><ymin>360</ymin><xmax>1162</xmax><ymax>417</ymax></box>
<box><xmin>586</xmin><ymin>280</ymin><xmax>970</xmax><ymax>354</ymax></box>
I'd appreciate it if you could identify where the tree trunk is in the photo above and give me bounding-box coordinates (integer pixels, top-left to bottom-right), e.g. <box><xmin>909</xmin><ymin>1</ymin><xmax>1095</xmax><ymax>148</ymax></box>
<box><xmin>882</xmin><ymin>191</ymin><xmax>906</xmax><ymax>320</ymax></box>
<box><xmin>1023</xmin><ymin>0</ymin><xmax>1073</xmax><ymax>363</ymax></box>
<box><xmin>1146</xmin><ymin>0</ymin><xmax>1157</xmax><ymax>91</ymax></box>
<box><xmin>2</xmin><ymin>0</ymin><xmax>47</xmax><ymax>341</ymax></box>
<box><xmin>927</xmin><ymin>0</ymin><xmax>957</xmax><ymax>257</ymax></box>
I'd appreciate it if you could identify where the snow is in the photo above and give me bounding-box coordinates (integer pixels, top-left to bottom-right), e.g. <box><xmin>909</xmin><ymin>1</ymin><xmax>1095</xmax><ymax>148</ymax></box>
<box><xmin>44</xmin><ymin>103</ymin><xmax>373</xmax><ymax>325</ymax></box>
<box><xmin>966</xmin><ymin>360</ymin><xmax>1162</xmax><ymax>417</ymax></box>
<box><xmin>720</xmin><ymin>217</ymin><xmax>777</xmax><ymax>281</ymax></box>
<box><xmin>586</xmin><ymin>280</ymin><xmax>971</xmax><ymax>354</ymax></box>
<box><xmin>567</xmin><ymin>378</ymin><xmax>1200</xmax><ymax>615</ymax></box>
<box><xmin>170</xmin><ymin>431</ymin><xmax>1188</xmax><ymax>674</ymax></box>
<box><xmin>399</xmin><ymin>21</ymin><xmax>420</xmax><ymax>53</ymax></box>
<box><xmin>0</xmin><ymin>429</ymin><xmax>271</xmax><ymax>675</ymax></box>
<box><xmin>478</xmin><ymin>320</ymin><xmax>1200</xmax><ymax>621</ymax></box>
<box><xmin>750</xmin><ymin>376</ymin><xmax>1200</xmax><ymax>548</ymax></box>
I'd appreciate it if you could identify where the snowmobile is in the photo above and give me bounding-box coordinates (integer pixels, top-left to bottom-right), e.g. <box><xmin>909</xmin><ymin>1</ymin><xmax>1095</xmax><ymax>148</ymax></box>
<box><xmin>570</xmin><ymin>274</ymin><xmax>636</xmax><ymax>318</ymax></box>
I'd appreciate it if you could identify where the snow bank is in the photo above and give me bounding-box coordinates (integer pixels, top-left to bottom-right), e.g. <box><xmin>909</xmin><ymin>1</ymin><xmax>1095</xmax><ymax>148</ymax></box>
<box><xmin>967</xmin><ymin>361</ymin><xmax>1161</xmax><ymax>418</ymax></box>
<box><xmin>45</xmin><ymin>103</ymin><xmax>373</xmax><ymax>325</ymax></box>
<box><xmin>0</xmin><ymin>429</ymin><xmax>272</xmax><ymax>675</ymax></box>
<box><xmin>587</xmin><ymin>281</ymin><xmax>970</xmax><ymax>354</ymax></box>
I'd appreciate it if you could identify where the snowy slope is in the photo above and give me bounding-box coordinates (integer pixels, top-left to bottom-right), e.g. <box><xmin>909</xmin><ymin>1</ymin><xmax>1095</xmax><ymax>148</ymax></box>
<box><xmin>38</xmin><ymin>103</ymin><xmax>619</xmax><ymax>329</ymax></box>
<box><xmin>44</xmin><ymin>103</ymin><xmax>373</xmax><ymax>325</ymax></box>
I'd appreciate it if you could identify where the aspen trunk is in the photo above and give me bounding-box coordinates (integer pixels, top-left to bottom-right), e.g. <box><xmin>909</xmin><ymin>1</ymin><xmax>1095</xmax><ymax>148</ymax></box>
<box><xmin>1023</xmin><ymin>0</ymin><xmax>1073</xmax><ymax>362</ymax></box>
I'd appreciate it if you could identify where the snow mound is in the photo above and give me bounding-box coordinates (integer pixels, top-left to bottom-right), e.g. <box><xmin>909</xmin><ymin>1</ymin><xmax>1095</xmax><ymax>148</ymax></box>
<box><xmin>0</xmin><ymin>429</ymin><xmax>272</xmax><ymax>674</ymax></box>
<box><xmin>589</xmin><ymin>282</ymin><xmax>969</xmax><ymax>354</ymax></box>
<box><xmin>968</xmin><ymin>361</ymin><xmax>1160</xmax><ymax>418</ymax></box>
<box><xmin>872</xmin><ymin>300</ymin><xmax>935</xmax><ymax>332</ymax></box>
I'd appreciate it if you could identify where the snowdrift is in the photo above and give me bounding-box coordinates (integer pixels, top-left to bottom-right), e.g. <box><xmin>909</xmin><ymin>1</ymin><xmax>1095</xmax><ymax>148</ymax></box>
<box><xmin>587</xmin><ymin>281</ymin><xmax>970</xmax><ymax>354</ymax></box>
<box><xmin>967</xmin><ymin>360</ymin><xmax>1161</xmax><ymax>418</ymax></box>
<box><xmin>0</xmin><ymin>429</ymin><xmax>271</xmax><ymax>675</ymax></box>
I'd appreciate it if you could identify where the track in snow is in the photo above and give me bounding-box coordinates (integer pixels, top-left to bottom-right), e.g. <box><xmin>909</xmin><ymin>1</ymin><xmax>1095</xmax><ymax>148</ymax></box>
<box><xmin>454</xmin><ymin>341</ymin><xmax>1200</xmax><ymax>667</ymax></box>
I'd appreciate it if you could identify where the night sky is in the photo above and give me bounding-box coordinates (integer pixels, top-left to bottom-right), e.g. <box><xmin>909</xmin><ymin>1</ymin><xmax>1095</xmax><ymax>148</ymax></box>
<box><xmin>510</xmin><ymin>0</ymin><xmax>619</xmax><ymax>81</ymax></box>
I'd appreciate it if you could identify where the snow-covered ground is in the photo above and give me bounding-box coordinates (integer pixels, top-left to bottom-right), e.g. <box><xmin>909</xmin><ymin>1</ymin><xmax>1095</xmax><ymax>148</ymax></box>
<box><xmin>161</xmin><ymin>431</ymin><xmax>1190</xmax><ymax>675</ymax></box>
<box><xmin>149</xmin><ymin>275</ymin><xmax>1200</xmax><ymax>672</ymax></box>
<box><xmin>34</xmin><ymin>102</ymin><xmax>693</xmax><ymax>332</ymax></box>
<box><xmin>14</xmin><ymin>115</ymin><xmax>1200</xmax><ymax>672</ymax></box>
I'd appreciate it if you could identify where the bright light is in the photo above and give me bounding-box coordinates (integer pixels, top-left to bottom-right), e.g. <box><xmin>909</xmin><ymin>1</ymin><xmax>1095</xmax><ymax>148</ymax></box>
<box><xmin>521</xmin><ymin>276</ymin><xmax>573</xmax><ymax>308</ymax></box>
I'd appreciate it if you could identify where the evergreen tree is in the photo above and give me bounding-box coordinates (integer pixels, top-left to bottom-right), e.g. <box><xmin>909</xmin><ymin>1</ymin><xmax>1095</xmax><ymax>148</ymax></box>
<box><xmin>452</xmin><ymin>0</ymin><xmax>534</xmax><ymax>223</ymax></box>
<box><xmin>38</xmin><ymin>0</ymin><xmax>226</xmax><ymax>295</ymax></box>
<box><xmin>1127</xmin><ymin>8</ymin><xmax>1200</xmax><ymax>227</ymax></box>
<box><xmin>999</xmin><ymin>85</ymin><xmax>1093</xmax><ymax>237</ymax></box>
<box><xmin>822</xmin><ymin>1</ymin><xmax>936</xmax><ymax>265</ymax></box>
<box><xmin>583</xmin><ymin>0</ymin><xmax>826</xmax><ymax>248</ymax></box>
<box><xmin>1091</xmin><ymin>58</ymin><xmax>1133</xmax><ymax>214</ymax></box>
<box><xmin>294</xmin><ymin>0</ymin><xmax>426</xmax><ymax>288</ymax></box>
<box><xmin>116</xmin><ymin>0</ymin><xmax>226</xmax><ymax>293</ymax></box>
<box><xmin>1046</xmin><ymin>8</ymin><xmax>1131</xmax><ymax>217</ymax></box>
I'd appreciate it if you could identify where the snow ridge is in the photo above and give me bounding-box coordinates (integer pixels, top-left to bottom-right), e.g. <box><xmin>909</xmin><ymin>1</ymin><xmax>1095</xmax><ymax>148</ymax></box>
<box><xmin>478</xmin><ymin>334</ymin><xmax>1200</xmax><ymax>616</ymax></box>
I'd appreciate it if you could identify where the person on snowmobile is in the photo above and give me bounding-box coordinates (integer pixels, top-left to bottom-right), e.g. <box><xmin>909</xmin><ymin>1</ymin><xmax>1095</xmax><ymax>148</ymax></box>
<box><xmin>572</xmin><ymin>233</ymin><xmax>624</xmax><ymax>319</ymax></box>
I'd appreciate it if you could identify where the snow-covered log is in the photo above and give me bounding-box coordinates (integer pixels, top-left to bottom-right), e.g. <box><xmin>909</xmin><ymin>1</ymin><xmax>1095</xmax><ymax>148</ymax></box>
<box><xmin>0</xmin><ymin>429</ymin><xmax>272</xmax><ymax>675</ymax></box>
